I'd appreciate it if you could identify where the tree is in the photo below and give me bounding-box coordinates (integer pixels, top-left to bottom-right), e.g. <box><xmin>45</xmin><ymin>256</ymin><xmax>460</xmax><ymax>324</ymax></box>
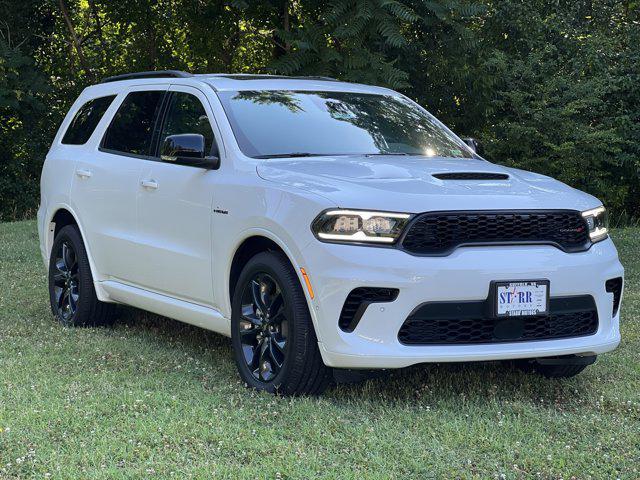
<box><xmin>0</xmin><ymin>0</ymin><xmax>638</xmax><ymax>221</ymax></box>
<box><xmin>0</xmin><ymin>28</ymin><xmax>49</xmax><ymax>220</ymax></box>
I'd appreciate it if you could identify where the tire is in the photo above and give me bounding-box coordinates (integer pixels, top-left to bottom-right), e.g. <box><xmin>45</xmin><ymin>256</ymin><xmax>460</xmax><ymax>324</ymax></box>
<box><xmin>231</xmin><ymin>251</ymin><xmax>330</xmax><ymax>395</ymax></box>
<box><xmin>48</xmin><ymin>225</ymin><xmax>115</xmax><ymax>327</ymax></box>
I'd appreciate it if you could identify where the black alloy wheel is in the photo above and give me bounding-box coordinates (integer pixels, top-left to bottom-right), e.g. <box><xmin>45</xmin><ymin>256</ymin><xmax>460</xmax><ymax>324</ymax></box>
<box><xmin>51</xmin><ymin>241</ymin><xmax>80</xmax><ymax>324</ymax></box>
<box><xmin>231</xmin><ymin>251</ymin><xmax>330</xmax><ymax>395</ymax></box>
<box><xmin>48</xmin><ymin>224</ymin><xmax>115</xmax><ymax>327</ymax></box>
<box><xmin>238</xmin><ymin>272</ymin><xmax>288</xmax><ymax>382</ymax></box>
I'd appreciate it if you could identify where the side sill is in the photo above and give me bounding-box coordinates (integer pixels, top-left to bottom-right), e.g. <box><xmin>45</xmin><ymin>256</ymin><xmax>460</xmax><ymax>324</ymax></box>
<box><xmin>100</xmin><ymin>280</ymin><xmax>230</xmax><ymax>336</ymax></box>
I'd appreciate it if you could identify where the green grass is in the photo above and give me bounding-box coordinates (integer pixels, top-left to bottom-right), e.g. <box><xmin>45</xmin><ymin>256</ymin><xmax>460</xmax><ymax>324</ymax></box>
<box><xmin>0</xmin><ymin>221</ymin><xmax>638</xmax><ymax>479</ymax></box>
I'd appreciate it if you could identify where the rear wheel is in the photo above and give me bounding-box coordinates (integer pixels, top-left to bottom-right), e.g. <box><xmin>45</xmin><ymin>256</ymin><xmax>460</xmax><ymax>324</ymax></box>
<box><xmin>48</xmin><ymin>225</ymin><xmax>115</xmax><ymax>327</ymax></box>
<box><xmin>231</xmin><ymin>251</ymin><xmax>330</xmax><ymax>395</ymax></box>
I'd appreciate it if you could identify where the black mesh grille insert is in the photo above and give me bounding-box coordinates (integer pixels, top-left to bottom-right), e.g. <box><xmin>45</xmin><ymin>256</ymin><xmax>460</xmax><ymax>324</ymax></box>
<box><xmin>605</xmin><ymin>277</ymin><xmax>623</xmax><ymax>317</ymax></box>
<box><xmin>432</xmin><ymin>172</ymin><xmax>509</xmax><ymax>180</ymax></box>
<box><xmin>339</xmin><ymin>287</ymin><xmax>399</xmax><ymax>332</ymax></box>
<box><xmin>401</xmin><ymin>210</ymin><xmax>591</xmax><ymax>255</ymax></box>
<box><xmin>398</xmin><ymin>295</ymin><xmax>598</xmax><ymax>345</ymax></box>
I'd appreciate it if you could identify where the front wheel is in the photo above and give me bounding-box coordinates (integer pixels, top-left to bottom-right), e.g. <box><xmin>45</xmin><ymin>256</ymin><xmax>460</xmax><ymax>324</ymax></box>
<box><xmin>231</xmin><ymin>251</ymin><xmax>330</xmax><ymax>395</ymax></box>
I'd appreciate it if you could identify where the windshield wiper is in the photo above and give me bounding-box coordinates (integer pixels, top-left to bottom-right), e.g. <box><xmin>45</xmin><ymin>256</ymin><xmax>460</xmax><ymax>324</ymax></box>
<box><xmin>253</xmin><ymin>152</ymin><xmax>329</xmax><ymax>159</ymax></box>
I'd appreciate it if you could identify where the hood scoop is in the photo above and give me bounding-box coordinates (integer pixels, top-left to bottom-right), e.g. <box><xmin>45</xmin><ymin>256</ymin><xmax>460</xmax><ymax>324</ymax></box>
<box><xmin>433</xmin><ymin>172</ymin><xmax>510</xmax><ymax>181</ymax></box>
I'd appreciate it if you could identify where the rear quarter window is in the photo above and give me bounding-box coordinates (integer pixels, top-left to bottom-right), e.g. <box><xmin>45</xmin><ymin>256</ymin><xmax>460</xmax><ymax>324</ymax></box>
<box><xmin>61</xmin><ymin>95</ymin><xmax>116</xmax><ymax>145</ymax></box>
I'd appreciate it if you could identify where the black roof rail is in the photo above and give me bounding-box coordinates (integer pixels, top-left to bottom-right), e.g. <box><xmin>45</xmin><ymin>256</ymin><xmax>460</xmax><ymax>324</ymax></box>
<box><xmin>101</xmin><ymin>70</ymin><xmax>193</xmax><ymax>83</ymax></box>
<box><xmin>213</xmin><ymin>74</ymin><xmax>340</xmax><ymax>82</ymax></box>
<box><xmin>300</xmin><ymin>76</ymin><xmax>340</xmax><ymax>82</ymax></box>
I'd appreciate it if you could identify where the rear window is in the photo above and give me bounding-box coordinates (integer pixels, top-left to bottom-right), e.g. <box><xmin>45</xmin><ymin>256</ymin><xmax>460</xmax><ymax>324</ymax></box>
<box><xmin>61</xmin><ymin>95</ymin><xmax>116</xmax><ymax>145</ymax></box>
<box><xmin>101</xmin><ymin>91</ymin><xmax>164</xmax><ymax>156</ymax></box>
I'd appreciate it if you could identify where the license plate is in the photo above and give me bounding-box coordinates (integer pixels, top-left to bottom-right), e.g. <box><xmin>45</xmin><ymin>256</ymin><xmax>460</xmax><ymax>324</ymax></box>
<box><xmin>494</xmin><ymin>280</ymin><xmax>549</xmax><ymax>317</ymax></box>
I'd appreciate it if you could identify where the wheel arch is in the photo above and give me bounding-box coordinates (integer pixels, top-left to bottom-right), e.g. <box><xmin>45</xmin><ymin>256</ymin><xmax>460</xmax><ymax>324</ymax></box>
<box><xmin>225</xmin><ymin>230</ymin><xmax>319</xmax><ymax>338</ymax></box>
<box><xmin>45</xmin><ymin>206</ymin><xmax>81</xmax><ymax>261</ymax></box>
<box><xmin>45</xmin><ymin>204</ymin><xmax>110</xmax><ymax>302</ymax></box>
<box><xmin>52</xmin><ymin>208</ymin><xmax>77</xmax><ymax>236</ymax></box>
<box><xmin>229</xmin><ymin>235</ymin><xmax>284</xmax><ymax>303</ymax></box>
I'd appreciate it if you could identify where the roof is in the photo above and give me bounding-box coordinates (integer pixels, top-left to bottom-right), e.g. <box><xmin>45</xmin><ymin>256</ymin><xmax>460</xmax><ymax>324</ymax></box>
<box><xmin>92</xmin><ymin>71</ymin><xmax>394</xmax><ymax>95</ymax></box>
<box><xmin>201</xmin><ymin>74</ymin><xmax>392</xmax><ymax>94</ymax></box>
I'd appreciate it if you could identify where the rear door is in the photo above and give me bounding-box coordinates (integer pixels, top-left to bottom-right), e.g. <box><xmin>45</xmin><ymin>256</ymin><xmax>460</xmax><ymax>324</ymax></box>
<box><xmin>134</xmin><ymin>85</ymin><xmax>219</xmax><ymax>306</ymax></box>
<box><xmin>71</xmin><ymin>85</ymin><xmax>167</xmax><ymax>283</ymax></box>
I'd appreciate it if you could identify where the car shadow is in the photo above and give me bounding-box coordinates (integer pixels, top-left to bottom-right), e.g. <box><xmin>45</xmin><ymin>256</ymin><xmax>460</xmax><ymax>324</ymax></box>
<box><xmin>115</xmin><ymin>306</ymin><xmax>595</xmax><ymax>407</ymax></box>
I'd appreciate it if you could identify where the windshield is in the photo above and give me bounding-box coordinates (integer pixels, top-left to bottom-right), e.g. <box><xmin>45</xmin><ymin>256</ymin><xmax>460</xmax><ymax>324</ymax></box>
<box><xmin>217</xmin><ymin>90</ymin><xmax>474</xmax><ymax>159</ymax></box>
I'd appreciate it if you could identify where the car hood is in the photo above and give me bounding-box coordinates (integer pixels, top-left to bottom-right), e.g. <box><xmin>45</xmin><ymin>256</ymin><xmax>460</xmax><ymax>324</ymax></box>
<box><xmin>256</xmin><ymin>156</ymin><xmax>601</xmax><ymax>212</ymax></box>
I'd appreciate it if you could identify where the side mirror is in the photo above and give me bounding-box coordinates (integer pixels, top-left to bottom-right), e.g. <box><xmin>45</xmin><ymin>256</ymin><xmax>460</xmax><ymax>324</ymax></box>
<box><xmin>161</xmin><ymin>134</ymin><xmax>220</xmax><ymax>169</ymax></box>
<box><xmin>463</xmin><ymin>137</ymin><xmax>484</xmax><ymax>156</ymax></box>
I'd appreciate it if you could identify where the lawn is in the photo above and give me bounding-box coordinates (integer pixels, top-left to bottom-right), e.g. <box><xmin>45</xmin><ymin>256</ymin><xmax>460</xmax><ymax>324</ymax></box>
<box><xmin>0</xmin><ymin>220</ymin><xmax>638</xmax><ymax>479</ymax></box>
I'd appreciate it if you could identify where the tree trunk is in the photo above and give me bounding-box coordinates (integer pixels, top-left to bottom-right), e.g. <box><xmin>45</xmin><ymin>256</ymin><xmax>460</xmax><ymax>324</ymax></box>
<box><xmin>273</xmin><ymin>0</ymin><xmax>291</xmax><ymax>59</ymax></box>
<box><xmin>283</xmin><ymin>0</ymin><xmax>290</xmax><ymax>54</ymax></box>
<box><xmin>58</xmin><ymin>0</ymin><xmax>93</xmax><ymax>80</ymax></box>
<box><xmin>87</xmin><ymin>0</ymin><xmax>107</xmax><ymax>66</ymax></box>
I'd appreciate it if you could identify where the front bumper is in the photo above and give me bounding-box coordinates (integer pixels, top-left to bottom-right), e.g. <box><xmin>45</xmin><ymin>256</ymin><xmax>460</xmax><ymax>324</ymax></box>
<box><xmin>301</xmin><ymin>238</ymin><xmax>623</xmax><ymax>369</ymax></box>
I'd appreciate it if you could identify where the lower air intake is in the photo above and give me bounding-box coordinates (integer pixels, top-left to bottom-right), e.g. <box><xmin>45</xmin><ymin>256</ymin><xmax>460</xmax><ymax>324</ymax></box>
<box><xmin>339</xmin><ymin>287</ymin><xmax>399</xmax><ymax>332</ymax></box>
<box><xmin>398</xmin><ymin>295</ymin><xmax>598</xmax><ymax>345</ymax></box>
<box><xmin>605</xmin><ymin>277</ymin><xmax>623</xmax><ymax>316</ymax></box>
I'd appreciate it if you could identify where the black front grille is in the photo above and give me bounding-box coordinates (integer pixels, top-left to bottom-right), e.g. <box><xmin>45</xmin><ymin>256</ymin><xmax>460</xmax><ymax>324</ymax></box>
<box><xmin>401</xmin><ymin>210</ymin><xmax>591</xmax><ymax>255</ymax></box>
<box><xmin>605</xmin><ymin>277</ymin><xmax>623</xmax><ymax>316</ymax></box>
<box><xmin>398</xmin><ymin>295</ymin><xmax>598</xmax><ymax>345</ymax></box>
<box><xmin>339</xmin><ymin>287</ymin><xmax>399</xmax><ymax>332</ymax></box>
<box><xmin>432</xmin><ymin>172</ymin><xmax>509</xmax><ymax>180</ymax></box>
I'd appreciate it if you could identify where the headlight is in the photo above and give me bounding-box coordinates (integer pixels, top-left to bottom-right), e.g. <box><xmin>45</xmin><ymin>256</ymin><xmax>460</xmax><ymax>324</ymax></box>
<box><xmin>312</xmin><ymin>209</ymin><xmax>412</xmax><ymax>244</ymax></box>
<box><xmin>582</xmin><ymin>206</ymin><xmax>609</xmax><ymax>242</ymax></box>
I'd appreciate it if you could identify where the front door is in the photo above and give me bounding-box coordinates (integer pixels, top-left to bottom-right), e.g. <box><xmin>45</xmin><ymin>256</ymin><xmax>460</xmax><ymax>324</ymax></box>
<box><xmin>134</xmin><ymin>85</ymin><xmax>219</xmax><ymax>306</ymax></box>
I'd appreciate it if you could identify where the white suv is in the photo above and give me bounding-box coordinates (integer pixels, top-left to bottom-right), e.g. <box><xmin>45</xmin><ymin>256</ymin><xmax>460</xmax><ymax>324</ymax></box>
<box><xmin>38</xmin><ymin>71</ymin><xmax>624</xmax><ymax>395</ymax></box>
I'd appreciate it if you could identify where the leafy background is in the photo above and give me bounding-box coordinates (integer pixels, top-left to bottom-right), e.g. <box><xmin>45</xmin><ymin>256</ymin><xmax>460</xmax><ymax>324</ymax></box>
<box><xmin>0</xmin><ymin>0</ymin><xmax>638</xmax><ymax>222</ymax></box>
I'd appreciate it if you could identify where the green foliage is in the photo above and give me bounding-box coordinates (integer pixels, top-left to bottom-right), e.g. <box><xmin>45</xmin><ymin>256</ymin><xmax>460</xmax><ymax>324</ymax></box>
<box><xmin>269</xmin><ymin>0</ymin><xmax>422</xmax><ymax>88</ymax></box>
<box><xmin>0</xmin><ymin>34</ymin><xmax>49</xmax><ymax>221</ymax></box>
<box><xmin>475</xmin><ymin>0</ymin><xmax>640</xmax><ymax>214</ymax></box>
<box><xmin>0</xmin><ymin>0</ymin><xmax>638</xmax><ymax>221</ymax></box>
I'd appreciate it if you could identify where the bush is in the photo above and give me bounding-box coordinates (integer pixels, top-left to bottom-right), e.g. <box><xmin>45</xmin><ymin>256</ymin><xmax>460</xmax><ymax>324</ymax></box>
<box><xmin>478</xmin><ymin>0</ymin><xmax>640</xmax><ymax>215</ymax></box>
<box><xmin>0</xmin><ymin>39</ymin><xmax>50</xmax><ymax>221</ymax></box>
<box><xmin>0</xmin><ymin>0</ymin><xmax>637</xmax><ymax>221</ymax></box>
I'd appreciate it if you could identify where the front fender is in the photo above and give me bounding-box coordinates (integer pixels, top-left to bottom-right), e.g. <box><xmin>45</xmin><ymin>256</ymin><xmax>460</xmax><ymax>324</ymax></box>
<box><xmin>211</xmin><ymin>180</ymin><xmax>334</xmax><ymax>339</ymax></box>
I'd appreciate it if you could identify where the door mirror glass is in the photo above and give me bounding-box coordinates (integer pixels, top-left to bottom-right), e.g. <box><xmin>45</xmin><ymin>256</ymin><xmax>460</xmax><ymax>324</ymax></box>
<box><xmin>463</xmin><ymin>137</ymin><xmax>484</xmax><ymax>156</ymax></box>
<box><xmin>161</xmin><ymin>134</ymin><xmax>219</xmax><ymax>169</ymax></box>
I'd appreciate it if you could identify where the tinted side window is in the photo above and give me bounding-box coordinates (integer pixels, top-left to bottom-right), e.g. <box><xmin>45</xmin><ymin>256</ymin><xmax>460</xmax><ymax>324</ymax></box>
<box><xmin>102</xmin><ymin>91</ymin><xmax>164</xmax><ymax>156</ymax></box>
<box><xmin>160</xmin><ymin>92</ymin><xmax>216</xmax><ymax>155</ymax></box>
<box><xmin>62</xmin><ymin>95</ymin><xmax>116</xmax><ymax>145</ymax></box>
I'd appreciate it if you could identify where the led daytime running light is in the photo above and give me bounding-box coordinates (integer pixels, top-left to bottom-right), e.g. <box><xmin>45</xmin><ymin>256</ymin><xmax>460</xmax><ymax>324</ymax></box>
<box><xmin>313</xmin><ymin>209</ymin><xmax>412</xmax><ymax>244</ymax></box>
<box><xmin>581</xmin><ymin>206</ymin><xmax>609</xmax><ymax>242</ymax></box>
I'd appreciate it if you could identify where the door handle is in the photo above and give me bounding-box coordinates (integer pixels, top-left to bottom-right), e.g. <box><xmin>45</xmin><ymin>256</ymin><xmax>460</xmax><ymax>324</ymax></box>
<box><xmin>140</xmin><ymin>179</ymin><xmax>159</xmax><ymax>190</ymax></box>
<box><xmin>75</xmin><ymin>169</ymin><xmax>92</xmax><ymax>179</ymax></box>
